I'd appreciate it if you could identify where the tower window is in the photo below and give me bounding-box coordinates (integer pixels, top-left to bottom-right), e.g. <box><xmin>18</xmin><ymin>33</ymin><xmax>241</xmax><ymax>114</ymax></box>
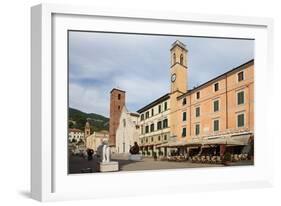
<box><xmin>180</xmin><ymin>54</ymin><xmax>183</xmax><ymax>65</ymax></box>
<box><xmin>118</xmin><ymin>94</ymin><xmax>121</xmax><ymax>100</ymax></box>
<box><xmin>118</xmin><ymin>105</ymin><xmax>121</xmax><ymax>110</ymax></box>
<box><xmin>173</xmin><ymin>53</ymin><xmax>176</xmax><ymax>64</ymax></box>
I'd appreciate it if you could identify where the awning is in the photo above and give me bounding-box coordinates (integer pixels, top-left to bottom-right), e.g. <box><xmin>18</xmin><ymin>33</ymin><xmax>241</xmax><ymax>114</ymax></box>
<box><xmin>155</xmin><ymin>133</ymin><xmax>252</xmax><ymax>148</ymax></box>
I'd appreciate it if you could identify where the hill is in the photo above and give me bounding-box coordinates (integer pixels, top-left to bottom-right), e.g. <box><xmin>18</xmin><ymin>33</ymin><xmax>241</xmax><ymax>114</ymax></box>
<box><xmin>68</xmin><ymin>108</ymin><xmax>109</xmax><ymax>132</ymax></box>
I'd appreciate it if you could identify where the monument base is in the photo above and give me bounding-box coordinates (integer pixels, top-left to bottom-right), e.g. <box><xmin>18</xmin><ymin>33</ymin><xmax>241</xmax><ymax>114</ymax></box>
<box><xmin>128</xmin><ymin>154</ymin><xmax>142</xmax><ymax>161</ymax></box>
<box><xmin>97</xmin><ymin>161</ymin><xmax>119</xmax><ymax>172</ymax></box>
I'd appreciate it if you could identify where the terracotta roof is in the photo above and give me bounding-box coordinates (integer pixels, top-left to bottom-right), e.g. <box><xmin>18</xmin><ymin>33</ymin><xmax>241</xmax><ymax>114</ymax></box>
<box><xmin>177</xmin><ymin>59</ymin><xmax>254</xmax><ymax>100</ymax></box>
<box><xmin>137</xmin><ymin>93</ymin><xmax>170</xmax><ymax>113</ymax></box>
<box><xmin>110</xmin><ymin>88</ymin><xmax>126</xmax><ymax>93</ymax></box>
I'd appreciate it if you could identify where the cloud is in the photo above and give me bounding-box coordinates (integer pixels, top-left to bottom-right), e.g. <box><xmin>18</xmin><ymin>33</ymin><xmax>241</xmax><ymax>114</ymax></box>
<box><xmin>68</xmin><ymin>31</ymin><xmax>254</xmax><ymax>116</ymax></box>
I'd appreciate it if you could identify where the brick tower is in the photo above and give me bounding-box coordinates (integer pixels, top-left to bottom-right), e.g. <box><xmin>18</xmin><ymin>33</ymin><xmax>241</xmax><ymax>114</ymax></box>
<box><xmin>109</xmin><ymin>88</ymin><xmax>126</xmax><ymax>147</ymax></box>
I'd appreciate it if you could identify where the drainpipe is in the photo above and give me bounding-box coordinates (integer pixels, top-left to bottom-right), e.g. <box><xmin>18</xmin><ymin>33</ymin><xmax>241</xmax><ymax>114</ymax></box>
<box><xmin>226</xmin><ymin>74</ymin><xmax>228</xmax><ymax>130</ymax></box>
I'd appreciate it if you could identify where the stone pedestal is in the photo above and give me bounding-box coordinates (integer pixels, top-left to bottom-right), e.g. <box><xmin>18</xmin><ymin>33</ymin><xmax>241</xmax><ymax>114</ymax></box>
<box><xmin>128</xmin><ymin>154</ymin><xmax>142</xmax><ymax>161</ymax></box>
<box><xmin>97</xmin><ymin>161</ymin><xmax>119</xmax><ymax>172</ymax></box>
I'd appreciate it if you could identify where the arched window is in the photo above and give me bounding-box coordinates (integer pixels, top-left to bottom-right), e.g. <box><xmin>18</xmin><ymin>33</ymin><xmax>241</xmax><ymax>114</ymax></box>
<box><xmin>173</xmin><ymin>53</ymin><xmax>176</xmax><ymax>64</ymax></box>
<box><xmin>180</xmin><ymin>54</ymin><xmax>183</xmax><ymax>65</ymax></box>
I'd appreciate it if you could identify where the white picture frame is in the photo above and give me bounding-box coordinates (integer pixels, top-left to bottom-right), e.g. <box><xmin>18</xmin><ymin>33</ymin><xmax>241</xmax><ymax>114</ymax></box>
<box><xmin>31</xmin><ymin>3</ymin><xmax>274</xmax><ymax>202</ymax></box>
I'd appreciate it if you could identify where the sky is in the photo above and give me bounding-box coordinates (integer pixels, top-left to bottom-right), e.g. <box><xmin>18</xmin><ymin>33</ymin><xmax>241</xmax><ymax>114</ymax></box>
<box><xmin>69</xmin><ymin>31</ymin><xmax>254</xmax><ymax>117</ymax></box>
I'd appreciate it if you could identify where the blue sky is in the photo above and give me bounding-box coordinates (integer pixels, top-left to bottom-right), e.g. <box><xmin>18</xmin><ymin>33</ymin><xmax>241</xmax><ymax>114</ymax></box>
<box><xmin>69</xmin><ymin>31</ymin><xmax>254</xmax><ymax>117</ymax></box>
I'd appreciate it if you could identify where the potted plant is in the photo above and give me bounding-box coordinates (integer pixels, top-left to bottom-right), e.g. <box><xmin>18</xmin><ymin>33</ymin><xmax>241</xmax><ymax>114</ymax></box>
<box><xmin>153</xmin><ymin>152</ymin><xmax>157</xmax><ymax>161</ymax></box>
<box><xmin>222</xmin><ymin>152</ymin><xmax>232</xmax><ymax>166</ymax></box>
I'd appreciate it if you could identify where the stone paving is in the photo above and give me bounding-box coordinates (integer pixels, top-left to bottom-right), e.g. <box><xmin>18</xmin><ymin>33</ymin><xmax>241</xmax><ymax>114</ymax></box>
<box><xmin>68</xmin><ymin>154</ymin><xmax>253</xmax><ymax>174</ymax></box>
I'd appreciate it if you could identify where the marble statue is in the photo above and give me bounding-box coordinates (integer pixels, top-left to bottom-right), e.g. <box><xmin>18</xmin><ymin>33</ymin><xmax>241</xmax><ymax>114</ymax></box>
<box><xmin>102</xmin><ymin>140</ymin><xmax>110</xmax><ymax>163</ymax></box>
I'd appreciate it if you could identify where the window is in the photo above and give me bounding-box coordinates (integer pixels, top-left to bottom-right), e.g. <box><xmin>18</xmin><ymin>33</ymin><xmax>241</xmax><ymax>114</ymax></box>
<box><xmin>141</xmin><ymin>126</ymin><xmax>144</xmax><ymax>134</ymax></box>
<box><xmin>123</xmin><ymin>119</ymin><xmax>126</xmax><ymax>127</ymax></box>
<box><xmin>182</xmin><ymin>98</ymin><xmax>186</xmax><ymax>105</ymax></box>
<box><xmin>118</xmin><ymin>94</ymin><xmax>121</xmax><ymax>100</ymax></box>
<box><xmin>164</xmin><ymin>135</ymin><xmax>167</xmax><ymax>141</ymax></box>
<box><xmin>118</xmin><ymin>105</ymin><xmax>121</xmax><ymax>110</ymax></box>
<box><xmin>182</xmin><ymin>127</ymin><xmax>186</xmax><ymax>137</ymax></box>
<box><xmin>146</xmin><ymin>137</ymin><xmax>148</xmax><ymax>143</ymax></box>
<box><xmin>150</xmin><ymin>124</ymin><xmax>154</xmax><ymax>132</ymax></box>
<box><xmin>182</xmin><ymin>112</ymin><xmax>187</xmax><ymax>121</ymax></box>
<box><xmin>157</xmin><ymin>121</ymin><xmax>162</xmax><ymax>130</ymax></box>
<box><xmin>196</xmin><ymin>91</ymin><xmax>200</xmax><ymax>99</ymax></box>
<box><xmin>145</xmin><ymin>125</ymin><xmax>149</xmax><ymax>133</ymax></box>
<box><xmin>151</xmin><ymin>108</ymin><xmax>154</xmax><ymax>116</ymax></box>
<box><xmin>158</xmin><ymin>105</ymin><xmax>162</xmax><ymax>113</ymax></box>
<box><xmin>238</xmin><ymin>71</ymin><xmax>244</xmax><ymax>82</ymax></box>
<box><xmin>145</xmin><ymin>111</ymin><xmax>150</xmax><ymax>119</ymax></box>
<box><xmin>195</xmin><ymin>124</ymin><xmax>200</xmax><ymax>135</ymax></box>
<box><xmin>141</xmin><ymin>114</ymin><xmax>144</xmax><ymax>121</ymax></box>
<box><xmin>195</xmin><ymin>107</ymin><xmax>200</xmax><ymax>117</ymax></box>
<box><xmin>237</xmin><ymin>113</ymin><xmax>245</xmax><ymax>127</ymax></box>
<box><xmin>214</xmin><ymin>82</ymin><xmax>219</xmax><ymax>92</ymax></box>
<box><xmin>213</xmin><ymin>100</ymin><xmax>219</xmax><ymax>112</ymax></box>
<box><xmin>151</xmin><ymin>137</ymin><xmax>154</xmax><ymax>142</ymax></box>
<box><xmin>180</xmin><ymin>54</ymin><xmax>183</xmax><ymax>65</ymax></box>
<box><xmin>164</xmin><ymin>102</ymin><xmax>168</xmax><ymax>110</ymax></box>
<box><xmin>213</xmin><ymin>119</ymin><xmax>219</xmax><ymax>131</ymax></box>
<box><xmin>163</xmin><ymin>119</ymin><xmax>168</xmax><ymax>128</ymax></box>
<box><xmin>173</xmin><ymin>53</ymin><xmax>176</xmax><ymax>64</ymax></box>
<box><xmin>237</xmin><ymin>91</ymin><xmax>245</xmax><ymax>105</ymax></box>
<box><xmin>158</xmin><ymin>136</ymin><xmax>161</xmax><ymax>141</ymax></box>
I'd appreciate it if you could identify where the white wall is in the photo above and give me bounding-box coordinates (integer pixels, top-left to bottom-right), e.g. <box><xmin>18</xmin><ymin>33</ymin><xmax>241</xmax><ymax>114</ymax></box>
<box><xmin>0</xmin><ymin>0</ymin><xmax>280</xmax><ymax>205</ymax></box>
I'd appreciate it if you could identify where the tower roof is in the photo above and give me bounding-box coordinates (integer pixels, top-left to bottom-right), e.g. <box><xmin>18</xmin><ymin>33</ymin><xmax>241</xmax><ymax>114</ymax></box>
<box><xmin>170</xmin><ymin>40</ymin><xmax>187</xmax><ymax>51</ymax></box>
<box><xmin>110</xmin><ymin>88</ymin><xmax>126</xmax><ymax>93</ymax></box>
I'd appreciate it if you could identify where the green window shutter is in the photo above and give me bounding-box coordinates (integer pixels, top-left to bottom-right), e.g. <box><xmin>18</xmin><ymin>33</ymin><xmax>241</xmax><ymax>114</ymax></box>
<box><xmin>238</xmin><ymin>91</ymin><xmax>244</xmax><ymax>105</ymax></box>
<box><xmin>237</xmin><ymin>114</ymin><xmax>245</xmax><ymax>127</ymax></box>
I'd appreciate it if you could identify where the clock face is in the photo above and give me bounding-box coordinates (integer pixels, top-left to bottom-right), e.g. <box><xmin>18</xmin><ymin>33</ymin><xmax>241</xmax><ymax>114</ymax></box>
<box><xmin>171</xmin><ymin>73</ymin><xmax>176</xmax><ymax>82</ymax></box>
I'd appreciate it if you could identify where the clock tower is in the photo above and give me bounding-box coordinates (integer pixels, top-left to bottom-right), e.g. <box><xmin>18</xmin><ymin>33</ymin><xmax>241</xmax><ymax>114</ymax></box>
<box><xmin>169</xmin><ymin>40</ymin><xmax>188</xmax><ymax>141</ymax></box>
<box><xmin>170</xmin><ymin>40</ymin><xmax>188</xmax><ymax>93</ymax></box>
